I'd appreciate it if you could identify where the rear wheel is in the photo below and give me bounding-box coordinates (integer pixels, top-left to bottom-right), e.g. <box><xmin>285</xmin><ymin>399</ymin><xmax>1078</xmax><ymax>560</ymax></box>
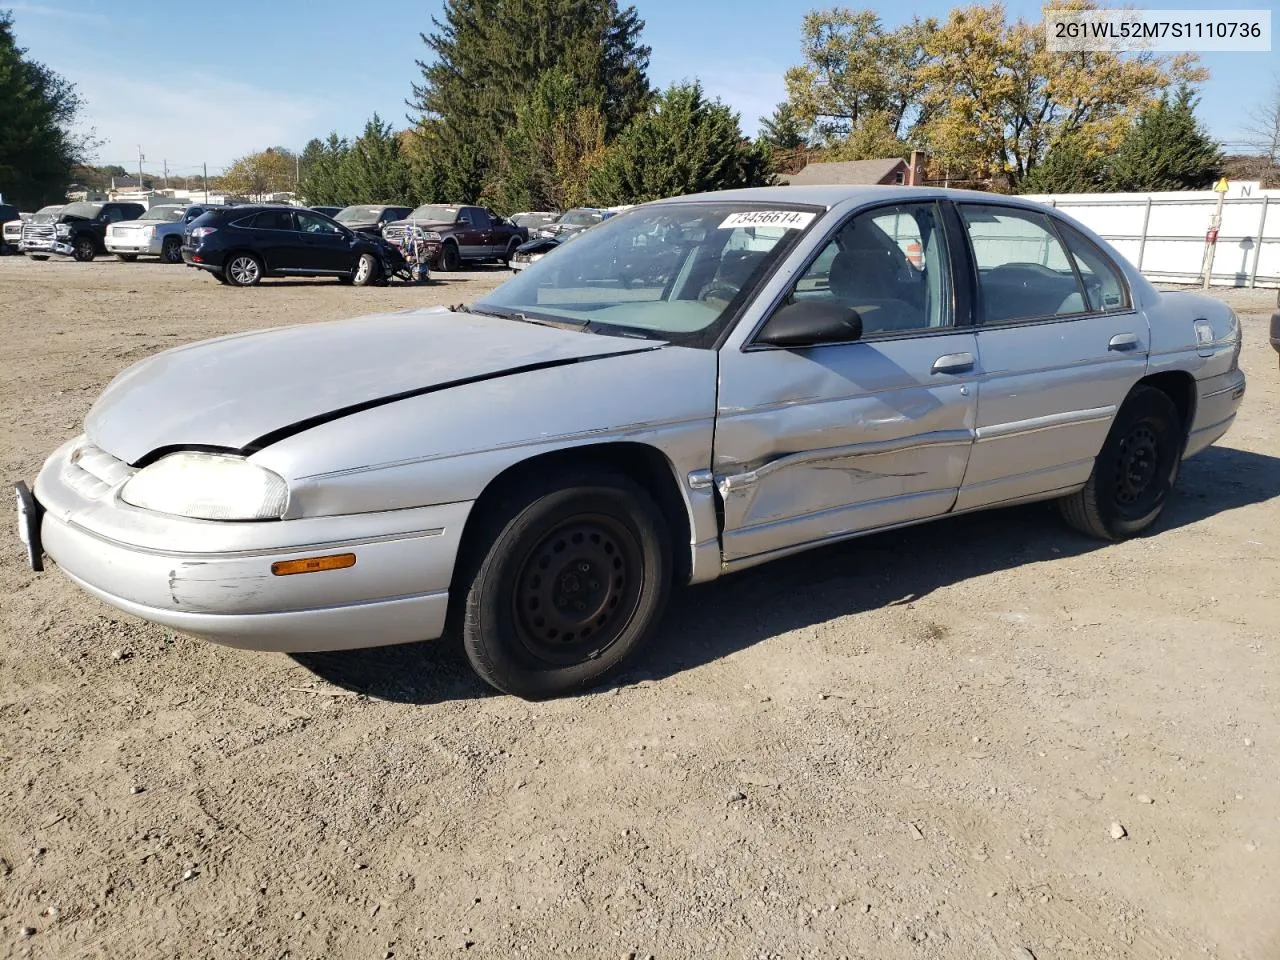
<box><xmin>73</xmin><ymin>237</ymin><xmax>96</xmax><ymax>262</ymax></box>
<box><xmin>1058</xmin><ymin>385</ymin><xmax>1183</xmax><ymax>540</ymax></box>
<box><xmin>440</xmin><ymin>241</ymin><xmax>461</xmax><ymax>272</ymax></box>
<box><xmin>455</xmin><ymin>468</ymin><xmax>671</xmax><ymax>699</ymax></box>
<box><xmin>115</xmin><ymin>253</ymin><xmax>138</xmax><ymax>262</ymax></box>
<box><xmin>224</xmin><ymin>253</ymin><xmax>263</xmax><ymax>287</ymax></box>
<box><xmin>161</xmin><ymin>237</ymin><xmax>183</xmax><ymax>264</ymax></box>
<box><xmin>29</xmin><ymin>254</ymin><xmax>49</xmax><ymax>261</ymax></box>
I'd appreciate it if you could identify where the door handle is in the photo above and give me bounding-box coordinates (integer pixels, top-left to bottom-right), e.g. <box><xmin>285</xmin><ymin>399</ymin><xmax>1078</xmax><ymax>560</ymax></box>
<box><xmin>932</xmin><ymin>352</ymin><xmax>974</xmax><ymax>375</ymax></box>
<box><xmin>1108</xmin><ymin>333</ymin><xmax>1140</xmax><ymax>351</ymax></box>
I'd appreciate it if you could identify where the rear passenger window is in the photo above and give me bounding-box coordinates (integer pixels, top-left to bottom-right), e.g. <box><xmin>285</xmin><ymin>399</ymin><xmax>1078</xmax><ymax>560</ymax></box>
<box><xmin>1056</xmin><ymin>222</ymin><xmax>1130</xmax><ymax>312</ymax></box>
<box><xmin>248</xmin><ymin>211</ymin><xmax>294</xmax><ymax>231</ymax></box>
<box><xmin>959</xmin><ymin>205</ymin><xmax>1087</xmax><ymax>324</ymax></box>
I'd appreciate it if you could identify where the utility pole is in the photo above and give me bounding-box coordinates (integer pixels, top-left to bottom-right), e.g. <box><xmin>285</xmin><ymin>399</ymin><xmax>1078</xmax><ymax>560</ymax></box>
<box><xmin>163</xmin><ymin>159</ymin><xmax>168</xmax><ymax>190</ymax></box>
<box><xmin>137</xmin><ymin>146</ymin><xmax>145</xmax><ymax>194</ymax></box>
<box><xmin>295</xmin><ymin>153</ymin><xmax>300</xmax><ymax>192</ymax></box>
<box><xmin>203</xmin><ymin>162</ymin><xmax>209</xmax><ymax>204</ymax></box>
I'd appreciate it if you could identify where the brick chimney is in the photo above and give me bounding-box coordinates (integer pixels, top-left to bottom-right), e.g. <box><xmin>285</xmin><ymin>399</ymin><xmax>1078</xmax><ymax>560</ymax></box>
<box><xmin>908</xmin><ymin>150</ymin><xmax>928</xmax><ymax>186</ymax></box>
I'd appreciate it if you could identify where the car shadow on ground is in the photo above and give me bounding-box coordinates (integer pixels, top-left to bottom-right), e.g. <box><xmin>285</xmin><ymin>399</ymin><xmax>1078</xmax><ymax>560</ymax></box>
<box><xmin>292</xmin><ymin>444</ymin><xmax>1280</xmax><ymax>705</ymax></box>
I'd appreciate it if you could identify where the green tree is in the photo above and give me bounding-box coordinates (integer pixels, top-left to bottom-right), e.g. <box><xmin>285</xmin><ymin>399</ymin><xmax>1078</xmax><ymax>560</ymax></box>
<box><xmin>1108</xmin><ymin>84</ymin><xmax>1222</xmax><ymax>191</ymax></box>
<box><xmin>0</xmin><ymin>9</ymin><xmax>95</xmax><ymax>207</ymax></box>
<box><xmin>298</xmin><ymin>134</ymin><xmax>351</xmax><ymax>206</ymax></box>
<box><xmin>588</xmin><ymin>81</ymin><xmax>774</xmax><ymax>205</ymax></box>
<box><xmin>409</xmin><ymin>0</ymin><xmax>650</xmax><ymax>203</ymax></box>
<box><xmin>489</xmin><ymin>69</ymin><xmax>606</xmax><ymax>212</ymax></box>
<box><xmin>757</xmin><ymin>101</ymin><xmax>807</xmax><ymax>150</ymax></box>
<box><xmin>220</xmin><ymin>147</ymin><xmax>297</xmax><ymax>198</ymax></box>
<box><xmin>1019</xmin><ymin>135</ymin><xmax>1109</xmax><ymax>193</ymax></box>
<box><xmin>340</xmin><ymin>114</ymin><xmax>413</xmax><ymax>204</ymax></box>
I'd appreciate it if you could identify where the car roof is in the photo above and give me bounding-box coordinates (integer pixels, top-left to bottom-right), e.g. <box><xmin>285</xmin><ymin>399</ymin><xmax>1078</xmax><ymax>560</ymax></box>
<box><xmin>658</xmin><ymin>184</ymin><xmax>1049</xmax><ymax>211</ymax></box>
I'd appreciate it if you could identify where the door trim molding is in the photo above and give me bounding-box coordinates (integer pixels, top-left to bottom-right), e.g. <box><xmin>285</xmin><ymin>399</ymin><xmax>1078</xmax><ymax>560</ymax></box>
<box><xmin>974</xmin><ymin>405</ymin><xmax>1116</xmax><ymax>442</ymax></box>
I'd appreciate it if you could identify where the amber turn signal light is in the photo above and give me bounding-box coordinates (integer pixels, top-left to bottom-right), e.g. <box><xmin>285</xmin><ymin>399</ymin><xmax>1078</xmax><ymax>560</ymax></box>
<box><xmin>271</xmin><ymin>553</ymin><xmax>357</xmax><ymax>576</ymax></box>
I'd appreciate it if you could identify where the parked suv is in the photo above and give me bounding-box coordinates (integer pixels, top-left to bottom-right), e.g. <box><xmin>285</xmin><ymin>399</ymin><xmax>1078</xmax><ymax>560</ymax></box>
<box><xmin>181</xmin><ymin>204</ymin><xmax>404</xmax><ymax>287</ymax></box>
<box><xmin>0</xmin><ymin>204</ymin><xmax>20</xmax><ymax>254</ymax></box>
<box><xmin>22</xmin><ymin>201</ymin><xmax>145</xmax><ymax>261</ymax></box>
<box><xmin>333</xmin><ymin>204</ymin><xmax>413</xmax><ymax>237</ymax></box>
<box><xmin>106</xmin><ymin>203</ymin><xmax>217</xmax><ymax>263</ymax></box>
<box><xmin>381</xmin><ymin>203</ymin><xmax>528</xmax><ymax>271</ymax></box>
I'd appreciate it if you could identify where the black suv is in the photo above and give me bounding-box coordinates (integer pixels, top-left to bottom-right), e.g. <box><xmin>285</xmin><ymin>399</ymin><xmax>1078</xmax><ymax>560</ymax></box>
<box><xmin>22</xmin><ymin>201</ymin><xmax>145</xmax><ymax>261</ymax></box>
<box><xmin>182</xmin><ymin>205</ymin><xmax>405</xmax><ymax>287</ymax></box>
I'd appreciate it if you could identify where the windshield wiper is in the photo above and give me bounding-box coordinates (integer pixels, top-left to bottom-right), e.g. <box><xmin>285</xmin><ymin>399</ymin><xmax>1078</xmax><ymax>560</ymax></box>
<box><xmin>506</xmin><ymin>311</ymin><xmax>589</xmax><ymax>331</ymax></box>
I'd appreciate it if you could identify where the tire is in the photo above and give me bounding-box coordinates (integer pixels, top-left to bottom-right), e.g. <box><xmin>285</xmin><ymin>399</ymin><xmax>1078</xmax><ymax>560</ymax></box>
<box><xmin>161</xmin><ymin>237</ymin><xmax>183</xmax><ymax>264</ymax></box>
<box><xmin>1058</xmin><ymin>385</ymin><xmax>1183</xmax><ymax>540</ymax></box>
<box><xmin>456</xmin><ymin>468</ymin><xmax>672</xmax><ymax>699</ymax></box>
<box><xmin>115</xmin><ymin>253</ymin><xmax>138</xmax><ymax>262</ymax></box>
<box><xmin>351</xmin><ymin>252</ymin><xmax>378</xmax><ymax>287</ymax></box>
<box><xmin>501</xmin><ymin>238</ymin><xmax>520</xmax><ymax>264</ymax></box>
<box><xmin>73</xmin><ymin>237</ymin><xmax>96</xmax><ymax>262</ymax></box>
<box><xmin>213</xmin><ymin>270</ymin><xmax>231</xmax><ymax>285</ymax></box>
<box><xmin>440</xmin><ymin>241</ymin><xmax>461</xmax><ymax>272</ymax></box>
<box><xmin>224</xmin><ymin>252</ymin><xmax>263</xmax><ymax>287</ymax></box>
<box><xmin>29</xmin><ymin>254</ymin><xmax>49</xmax><ymax>261</ymax></box>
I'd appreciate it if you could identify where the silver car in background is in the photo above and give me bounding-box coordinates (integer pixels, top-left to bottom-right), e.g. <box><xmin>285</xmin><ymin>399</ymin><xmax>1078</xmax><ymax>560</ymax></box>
<box><xmin>16</xmin><ymin>186</ymin><xmax>1245</xmax><ymax>699</ymax></box>
<box><xmin>106</xmin><ymin>203</ymin><xmax>215</xmax><ymax>263</ymax></box>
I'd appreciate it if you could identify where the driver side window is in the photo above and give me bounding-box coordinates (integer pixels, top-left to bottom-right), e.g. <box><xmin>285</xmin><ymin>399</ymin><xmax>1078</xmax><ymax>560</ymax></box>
<box><xmin>789</xmin><ymin>202</ymin><xmax>952</xmax><ymax>336</ymax></box>
<box><xmin>296</xmin><ymin>212</ymin><xmax>342</xmax><ymax>235</ymax></box>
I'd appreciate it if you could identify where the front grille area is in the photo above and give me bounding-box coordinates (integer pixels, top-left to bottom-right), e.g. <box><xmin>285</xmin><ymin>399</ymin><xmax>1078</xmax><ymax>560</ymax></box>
<box><xmin>382</xmin><ymin>224</ymin><xmax>408</xmax><ymax>244</ymax></box>
<box><xmin>23</xmin><ymin>224</ymin><xmax>54</xmax><ymax>242</ymax></box>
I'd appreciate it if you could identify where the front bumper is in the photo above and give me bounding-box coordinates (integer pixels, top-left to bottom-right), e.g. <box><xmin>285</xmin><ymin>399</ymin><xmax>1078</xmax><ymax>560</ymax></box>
<box><xmin>106</xmin><ymin>235</ymin><xmax>162</xmax><ymax>256</ymax></box>
<box><xmin>28</xmin><ymin>436</ymin><xmax>472</xmax><ymax>652</ymax></box>
<box><xmin>20</xmin><ymin>237</ymin><xmax>72</xmax><ymax>256</ymax></box>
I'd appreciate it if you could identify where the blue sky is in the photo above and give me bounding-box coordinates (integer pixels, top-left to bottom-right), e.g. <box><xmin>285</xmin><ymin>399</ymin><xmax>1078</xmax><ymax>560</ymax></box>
<box><xmin>5</xmin><ymin>0</ymin><xmax>1274</xmax><ymax>178</ymax></box>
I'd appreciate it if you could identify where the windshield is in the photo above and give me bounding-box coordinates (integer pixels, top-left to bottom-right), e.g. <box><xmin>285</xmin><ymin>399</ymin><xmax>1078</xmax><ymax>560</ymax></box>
<box><xmin>33</xmin><ymin>205</ymin><xmax>63</xmax><ymax>222</ymax></box>
<box><xmin>512</xmin><ymin>212</ymin><xmax>557</xmax><ymax>227</ymax></box>
<box><xmin>408</xmin><ymin>204</ymin><xmax>460</xmax><ymax>222</ymax></box>
<box><xmin>335</xmin><ymin>205</ymin><xmax>384</xmax><ymax>223</ymax></box>
<box><xmin>140</xmin><ymin>206</ymin><xmax>186</xmax><ymax>222</ymax></box>
<box><xmin>558</xmin><ymin>209</ymin><xmax>604</xmax><ymax>226</ymax></box>
<box><xmin>475</xmin><ymin>202</ymin><xmax>820</xmax><ymax>348</ymax></box>
<box><xmin>61</xmin><ymin>202</ymin><xmax>103</xmax><ymax>220</ymax></box>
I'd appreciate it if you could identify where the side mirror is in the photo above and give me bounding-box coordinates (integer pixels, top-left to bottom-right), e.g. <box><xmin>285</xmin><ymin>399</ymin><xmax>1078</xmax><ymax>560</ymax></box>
<box><xmin>756</xmin><ymin>300</ymin><xmax>862</xmax><ymax>348</ymax></box>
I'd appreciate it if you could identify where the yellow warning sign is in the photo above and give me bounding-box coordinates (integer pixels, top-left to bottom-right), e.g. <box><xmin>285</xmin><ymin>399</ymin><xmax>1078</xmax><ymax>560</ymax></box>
<box><xmin>1213</xmin><ymin>177</ymin><xmax>1229</xmax><ymax>193</ymax></box>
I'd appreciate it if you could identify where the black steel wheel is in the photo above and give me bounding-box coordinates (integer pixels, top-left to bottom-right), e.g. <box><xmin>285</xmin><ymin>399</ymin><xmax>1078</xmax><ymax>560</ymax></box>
<box><xmin>1059</xmin><ymin>385</ymin><xmax>1182</xmax><ymax>540</ymax></box>
<box><xmin>456</xmin><ymin>468</ymin><xmax>671</xmax><ymax>699</ymax></box>
<box><xmin>73</xmin><ymin>236</ymin><xmax>96</xmax><ymax>262</ymax></box>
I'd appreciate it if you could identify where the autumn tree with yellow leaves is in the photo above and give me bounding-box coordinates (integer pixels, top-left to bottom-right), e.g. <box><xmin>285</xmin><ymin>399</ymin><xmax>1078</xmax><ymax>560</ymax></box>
<box><xmin>781</xmin><ymin>3</ymin><xmax>1206</xmax><ymax>190</ymax></box>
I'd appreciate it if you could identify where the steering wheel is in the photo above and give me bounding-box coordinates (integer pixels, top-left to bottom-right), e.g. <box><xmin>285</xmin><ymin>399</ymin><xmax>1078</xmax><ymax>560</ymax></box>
<box><xmin>699</xmin><ymin>282</ymin><xmax>739</xmax><ymax>303</ymax></box>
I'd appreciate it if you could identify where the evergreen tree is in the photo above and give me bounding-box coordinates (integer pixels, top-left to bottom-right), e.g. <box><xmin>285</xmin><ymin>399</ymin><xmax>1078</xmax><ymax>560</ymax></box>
<box><xmin>0</xmin><ymin>9</ymin><xmax>93</xmax><ymax>207</ymax></box>
<box><xmin>588</xmin><ymin>82</ymin><xmax>775</xmax><ymax>205</ymax></box>
<box><xmin>489</xmin><ymin>70</ymin><xmax>606</xmax><ymax>212</ymax></box>
<box><xmin>341</xmin><ymin>114</ymin><xmax>413</xmax><ymax>204</ymax></box>
<box><xmin>409</xmin><ymin>0</ymin><xmax>650</xmax><ymax>203</ymax></box>
<box><xmin>1020</xmin><ymin>135</ymin><xmax>1109</xmax><ymax>193</ymax></box>
<box><xmin>757</xmin><ymin>101</ymin><xmax>808</xmax><ymax>150</ymax></box>
<box><xmin>298</xmin><ymin>134</ymin><xmax>351</xmax><ymax>206</ymax></box>
<box><xmin>1109</xmin><ymin>85</ymin><xmax>1222</xmax><ymax>191</ymax></box>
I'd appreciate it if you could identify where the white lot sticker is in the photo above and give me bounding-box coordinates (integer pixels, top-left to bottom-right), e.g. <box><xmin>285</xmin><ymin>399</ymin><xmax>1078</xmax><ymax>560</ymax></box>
<box><xmin>718</xmin><ymin>210</ymin><xmax>817</xmax><ymax>230</ymax></box>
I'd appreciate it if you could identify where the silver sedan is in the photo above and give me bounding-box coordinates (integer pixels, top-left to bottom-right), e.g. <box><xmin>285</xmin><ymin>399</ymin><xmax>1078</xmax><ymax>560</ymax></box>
<box><xmin>16</xmin><ymin>186</ymin><xmax>1246</xmax><ymax>699</ymax></box>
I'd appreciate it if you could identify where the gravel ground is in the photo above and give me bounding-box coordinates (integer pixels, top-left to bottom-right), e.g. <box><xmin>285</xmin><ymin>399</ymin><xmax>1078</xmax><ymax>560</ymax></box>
<box><xmin>1</xmin><ymin>255</ymin><xmax>1278</xmax><ymax>960</ymax></box>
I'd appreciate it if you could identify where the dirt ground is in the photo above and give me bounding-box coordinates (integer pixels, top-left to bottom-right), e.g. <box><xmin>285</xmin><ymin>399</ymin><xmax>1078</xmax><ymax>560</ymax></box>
<box><xmin>1</xmin><ymin>254</ymin><xmax>1277</xmax><ymax>960</ymax></box>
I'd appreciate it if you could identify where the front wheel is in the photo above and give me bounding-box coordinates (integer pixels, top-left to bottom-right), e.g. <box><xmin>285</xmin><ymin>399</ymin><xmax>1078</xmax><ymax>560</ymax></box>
<box><xmin>1058</xmin><ymin>385</ymin><xmax>1183</xmax><ymax>540</ymax></box>
<box><xmin>351</xmin><ymin>252</ymin><xmax>378</xmax><ymax>286</ymax></box>
<box><xmin>456</xmin><ymin>469</ymin><xmax>672</xmax><ymax>699</ymax></box>
<box><xmin>29</xmin><ymin>254</ymin><xmax>49</xmax><ymax>261</ymax></box>
<box><xmin>224</xmin><ymin>253</ymin><xmax>263</xmax><ymax>286</ymax></box>
<box><xmin>73</xmin><ymin>237</ymin><xmax>96</xmax><ymax>262</ymax></box>
<box><xmin>501</xmin><ymin>238</ymin><xmax>520</xmax><ymax>264</ymax></box>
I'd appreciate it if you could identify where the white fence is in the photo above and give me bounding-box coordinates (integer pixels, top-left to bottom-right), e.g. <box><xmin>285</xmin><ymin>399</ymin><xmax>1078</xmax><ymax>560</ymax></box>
<box><xmin>1023</xmin><ymin>184</ymin><xmax>1280</xmax><ymax>289</ymax></box>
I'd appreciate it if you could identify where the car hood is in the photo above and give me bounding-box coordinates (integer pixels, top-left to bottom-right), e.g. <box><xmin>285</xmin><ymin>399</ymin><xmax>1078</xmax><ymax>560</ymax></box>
<box><xmin>85</xmin><ymin>307</ymin><xmax>662</xmax><ymax>464</ymax></box>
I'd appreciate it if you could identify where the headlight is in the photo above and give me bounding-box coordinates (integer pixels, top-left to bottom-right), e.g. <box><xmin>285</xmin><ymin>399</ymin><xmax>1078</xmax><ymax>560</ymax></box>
<box><xmin>120</xmin><ymin>452</ymin><xmax>288</xmax><ymax>520</ymax></box>
<box><xmin>422</xmin><ymin>230</ymin><xmax>441</xmax><ymax>241</ymax></box>
<box><xmin>142</xmin><ymin>226</ymin><xmax>155</xmax><ymax>239</ymax></box>
<box><xmin>55</xmin><ymin>223</ymin><xmax>71</xmax><ymax>237</ymax></box>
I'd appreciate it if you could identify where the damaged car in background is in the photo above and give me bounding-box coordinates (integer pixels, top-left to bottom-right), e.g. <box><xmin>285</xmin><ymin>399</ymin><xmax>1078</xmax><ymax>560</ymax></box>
<box><xmin>16</xmin><ymin>187</ymin><xmax>1246</xmax><ymax>700</ymax></box>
